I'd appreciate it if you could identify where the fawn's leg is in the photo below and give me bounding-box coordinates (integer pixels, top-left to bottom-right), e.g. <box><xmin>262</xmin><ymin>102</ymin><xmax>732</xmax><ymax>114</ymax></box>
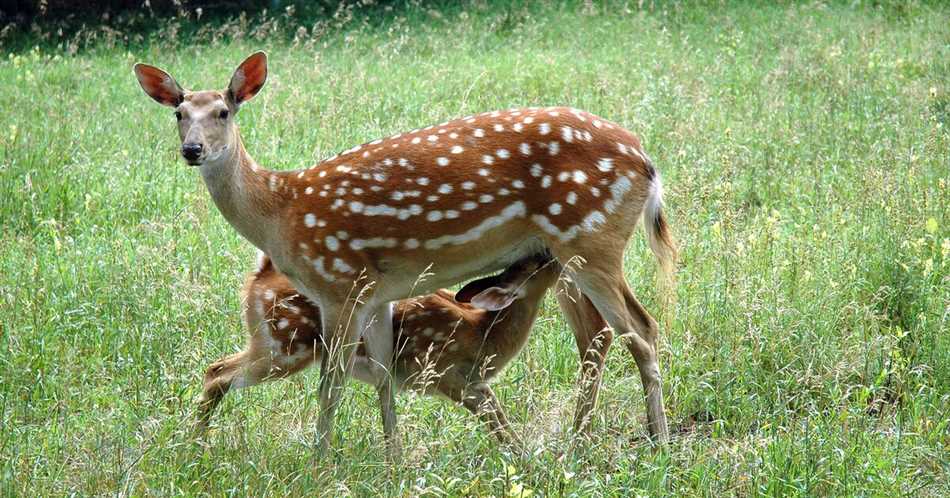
<box><xmin>439</xmin><ymin>370</ymin><xmax>521</xmax><ymax>448</ymax></box>
<box><xmin>198</xmin><ymin>327</ymin><xmax>317</xmax><ymax>430</ymax></box>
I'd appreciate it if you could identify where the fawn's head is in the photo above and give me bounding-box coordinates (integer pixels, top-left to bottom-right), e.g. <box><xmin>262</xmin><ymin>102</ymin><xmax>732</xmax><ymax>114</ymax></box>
<box><xmin>134</xmin><ymin>52</ymin><xmax>268</xmax><ymax>166</ymax></box>
<box><xmin>455</xmin><ymin>252</ymin><xmax>556</xmax><ymax>310</ymax></box>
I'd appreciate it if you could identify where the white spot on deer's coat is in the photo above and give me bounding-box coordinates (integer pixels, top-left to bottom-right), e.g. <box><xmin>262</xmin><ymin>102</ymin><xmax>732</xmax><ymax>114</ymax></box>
<box><xmin>566</xmin><ymin>192</ymin><xmax>578</xmax><ymax>205</ymax></box>
<box><xmin>423</xmin><ymin>201</ymin><xmax>527</xmax><ymax>250</ymax></box>
<box><xmin>427</xmin><ymin>135</ymin><xmax>438</xmax><ymax>142</ymax></box>
<box><xmin>462</xmin><ymin>181</ymin><xmax>476</xmax><ymax>190</ymax></box>
<box><xmin>558</xmin><ymin>171</ymin><xmax>571</xmax><ymax>182</ymax></box>
<box><xmin>411</xmin><ymin>137</ymin><xmax>421</xmax><ymax>144</ymax></box>
<box><xmin>582</xmin><ymin>210</ymin><xmax>607</xmax><ymax>232</ymax></box>
<box><xmin>451</xmin><ymin>145</ymin><xmax>464</xmax><ymax>154</ymax></box>
<box><xmin>482</xmin><ymin>155</ymin><xmax>494</xmax><ymax>165</ymax></box>
<box><xmin>549</xmin><ymin>142</ymin><xmax>560</xmax><ymax>155</ymax></box>
<box><xmin>530</xmin><ymin>164</ymin><xmax>543</xmax><ymax>177</ymax></box>
<box><xmin>438</xmin><ymin>184</ymin><xmax>453</xmax><ymax>194</ymax></box>
<box><xmin>539</xmin><ymin>123</ymin><xmax>551</xmax><ymax>135</ymax></box>
<box><xmin>404</xmin><ymin>238</ymin><xmax>420</xmax><ymax>249</ymax></box>
<box><xmin>304</xmin><ymin>213</ymin><xmax>317</xmax><ymax>227</ymax></box>
<box><xmin>604</xmin><ymin>175</ymin><xmax>634</xmax><ymax>214</ymax></box>
<box><xmin>325</xmin><ymin>236</ymin><xmax>340</xmax><ymax>251</ymax></box>
<box><xmin>427</xmin><ymin>211</ymin><xmax>444</xmax><ymax>222</ymax></box>
<box><xmin>512</xmin><ymin>179</ymin><xmax>525</xmax><ymax>189</ymax></box>
<box><xmin>363</xmin><ymin>204</ymin><xmax>398</xmax><ymax>217</ymax></box>
<box><xmin>474</xmin><ymin>129</ymin><xmax>485</xmax><ymax>138</ymax></box>
<box><xmin>493</xmin><ymin>124</ymin><xmax>504</xmax><ymax>132</ymax></box>
<box><xmin>519</xmin><ymin>143</ymin><xmax>531</xmax><ymax>155</ymax></box>
<box><xmin>541</xmin><ymin>175</ymin><xmax>552</xmax><ymax>188</ymax></box>
<box><xmin>478</xmin><ymin>168</ymin><xmax>490</xmax><ymax>177</ymax></box>
<box><xmin>277</xmin><ymin>319</ymin><xmax>290</xmax><ymax>330</ymax></box>
<box><xmin>333</xmin><ymin>258</ymin><xmax>355</xmax><ymax>274</ymax></box>
<box><xmin>549</xmin><ymin>203</ymin><xmax>562</xmax><ymax>215</ymax></box>
<box><xmin>437</xmin><ymin>157</ymin><xmax>450</xmax><ymax>167</ymax></box>
<box><xmin>479</xmin><ymin>194</ymin><xmax>494</xmax><ymax>204</ymax></box>
<box><xmin>561</xmin><ymin>126</ymin><xmax>574</xmax><ymax>143</ymax></box>
<box><xmin>351</xmin><ymin>238</ymin><xmax>397</xmax><ymax>250</ymax></box>
<box><xmin>417</xmin><ymin>177</ymin><xmax>430</xmax><ymax>186</ymax></box>
<box><xmin>496</xmin><ymin>149</ymin><xmax>510</xmax><ymax>159</ymax></box>
<box><xmin>305</xmin><ymin>186</ymin><xmax>314</xmax><ymax>195</ymax></box>
<box><xmin>597</xmin><ymin>158</ymin><xmax>614</xmax><ymax>172</ymax></box>
<box><xmin>445</xmin><ymin>210</ymin><xmax>460</xmax><ymax>219</ymax></box>
<box><xmin>313</xmin><ymin>257</ymin><xmax>336</xmax><ymax>282</ymax></box>
<box><xmin>462</xmin><ymin>201</ymin><xmax>478</xmax><ymax>211</ymax></box>
<box><xmin>572</xmin><ymin>170</ymin><xmax>588</xmax><ymax>184</ymax></box>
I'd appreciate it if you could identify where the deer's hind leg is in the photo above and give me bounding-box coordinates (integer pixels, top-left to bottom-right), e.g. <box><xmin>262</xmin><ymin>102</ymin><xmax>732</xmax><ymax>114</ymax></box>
<box><xmin>551</xmin><ymin>244</ymin><xmax>669</xmax><ymax>444</ymax></box>
<box><xmin>555</xmin><ymin>278</ymin><xmax>613</xmax><ymax>436</ymax></box>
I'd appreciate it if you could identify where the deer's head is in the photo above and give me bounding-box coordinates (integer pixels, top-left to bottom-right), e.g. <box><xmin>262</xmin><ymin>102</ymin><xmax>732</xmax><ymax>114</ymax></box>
<box><xmin>133</xmin><ymin>52</ymin><xmax>267</xmax><ymax>167</ymax></box>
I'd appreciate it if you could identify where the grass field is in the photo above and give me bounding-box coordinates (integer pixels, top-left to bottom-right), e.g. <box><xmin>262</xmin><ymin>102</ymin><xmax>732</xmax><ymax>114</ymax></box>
<box><xmin>2</xmin><ymin>1</ymin><xmax>949</xmax><ymax>495</ymax></box>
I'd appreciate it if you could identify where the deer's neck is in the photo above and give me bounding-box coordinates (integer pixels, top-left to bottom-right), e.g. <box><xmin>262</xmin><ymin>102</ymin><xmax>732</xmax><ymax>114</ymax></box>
<box><xmin>199</xmin><ymin>132</ymin><xmax>283</xmax><ymax>251</ymax></box>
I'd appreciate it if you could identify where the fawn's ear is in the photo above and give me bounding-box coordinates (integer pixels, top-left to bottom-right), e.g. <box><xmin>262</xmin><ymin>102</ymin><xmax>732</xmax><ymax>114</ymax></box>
<box><xmin>133</xmin><ymin>63</ymin><xmax>184</xmax><ymax>107</ymax></box>
<box><xmin>456</xmin><ymin>276</ymin><xmax>524</xmax><ymax>311</ymax></box>
<box><xmin>228</xmin><ymin>51</ymin><xmax>267</xmax><ymax>107</ymax></box>
<box><xmin>470</xmin><ymin>286</ymin><xmax>525</xmax><ymax>311</ymax></box>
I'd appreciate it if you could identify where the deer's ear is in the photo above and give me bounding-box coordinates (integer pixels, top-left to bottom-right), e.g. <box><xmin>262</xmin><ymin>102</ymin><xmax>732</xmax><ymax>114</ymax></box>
<box><xmin>133</xmin><ymin>63</ymin><xmax>184</xmax><ymax>107</ymax></box>
<box><xmin>456</xmin><ymin>275</ymin><xmax>525</xmax><ymax>311</ymax></box>
<box><xmin>455</xmin><ymin>275</ymin><xmax>502</xmax><ymax>304</ymax></box>
<box><xmin>228</xmin><ymin>51</ymin><xmax>267</xmax><ymax>106</ymax></box>
<box><xmin>469</xmin><ymin>286</ymin><xmax>522</xmax><ymax>311</ymax></box>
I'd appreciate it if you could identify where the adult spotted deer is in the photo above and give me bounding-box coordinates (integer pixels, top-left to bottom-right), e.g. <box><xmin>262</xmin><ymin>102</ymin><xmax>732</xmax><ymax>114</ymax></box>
<box><xmin>198</xmin><ymin>252</ymin><xmax>565</xmax><ymax>447</ymax></box>
<box><xmin>134</xmin><ymin>51</ymin><xmax>677</xmax><ymax>453</ymax></box>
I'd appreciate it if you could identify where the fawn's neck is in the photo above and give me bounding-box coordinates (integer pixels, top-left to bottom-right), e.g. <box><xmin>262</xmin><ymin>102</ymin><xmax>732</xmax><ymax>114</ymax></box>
<box><xmin>488</xmin><ymin>277</ymin><xmax>556</xmax><ymax>355</ymax></box>
<box><xmin>198</xmin><ymin>131</ymin><xmax>283</xmax><ymax>251</ymax></box>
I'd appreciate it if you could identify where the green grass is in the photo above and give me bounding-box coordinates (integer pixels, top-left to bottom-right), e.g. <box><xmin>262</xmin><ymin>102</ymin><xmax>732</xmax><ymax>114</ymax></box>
<box><xmin>2</xmin><ymin>1</ymin><xmax>949</xmax><ymax>495</ymax></box>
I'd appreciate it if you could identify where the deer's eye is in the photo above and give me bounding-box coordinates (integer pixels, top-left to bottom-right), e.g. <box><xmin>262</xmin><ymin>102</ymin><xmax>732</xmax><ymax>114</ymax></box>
<box><xmin>174</xmin><ymin>111</ymin><xmax>183</xmax><ymax>121</ymax></box>
<box><xmin>219</xmin><ymin>110</ymin><xmax>229</xmax><ymax>120</ymax></box>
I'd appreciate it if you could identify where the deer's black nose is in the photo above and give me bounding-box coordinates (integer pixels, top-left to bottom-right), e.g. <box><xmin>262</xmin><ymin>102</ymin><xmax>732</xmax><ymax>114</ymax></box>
<box><xmin>182</xmin><ymin>143</ymin><xmax>203</xmax><ymax>160</ymax></box>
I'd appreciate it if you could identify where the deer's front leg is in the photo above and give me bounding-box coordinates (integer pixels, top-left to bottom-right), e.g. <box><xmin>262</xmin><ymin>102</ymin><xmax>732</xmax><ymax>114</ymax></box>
<box><xmin>316</xmin><ymin>301</ymin><xmax>358</xmax><ymax>456</ymax></box>
<box><xmin>359</xmin><ymin>302</ymin><xmax>400</xmax><ymax>460</ymax></box>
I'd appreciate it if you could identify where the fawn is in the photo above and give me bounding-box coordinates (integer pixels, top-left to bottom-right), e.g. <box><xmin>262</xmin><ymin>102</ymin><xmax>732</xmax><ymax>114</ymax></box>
<box><xmin>198</xmin><ymin>251</ymin><xmax>575</xmax><ymax>447</ymax></box>
<box><xmin>135</xmin><ymin>52</ymin><xmax>676</xmax><ymax>454</ymax></box>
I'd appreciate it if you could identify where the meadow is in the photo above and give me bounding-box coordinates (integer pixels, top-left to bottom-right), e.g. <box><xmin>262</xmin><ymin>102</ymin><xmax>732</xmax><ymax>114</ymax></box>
<box><xmin>1</xmin><ymin>1</ymin><xmax>948</xmax><ymax>495</ymax></box>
